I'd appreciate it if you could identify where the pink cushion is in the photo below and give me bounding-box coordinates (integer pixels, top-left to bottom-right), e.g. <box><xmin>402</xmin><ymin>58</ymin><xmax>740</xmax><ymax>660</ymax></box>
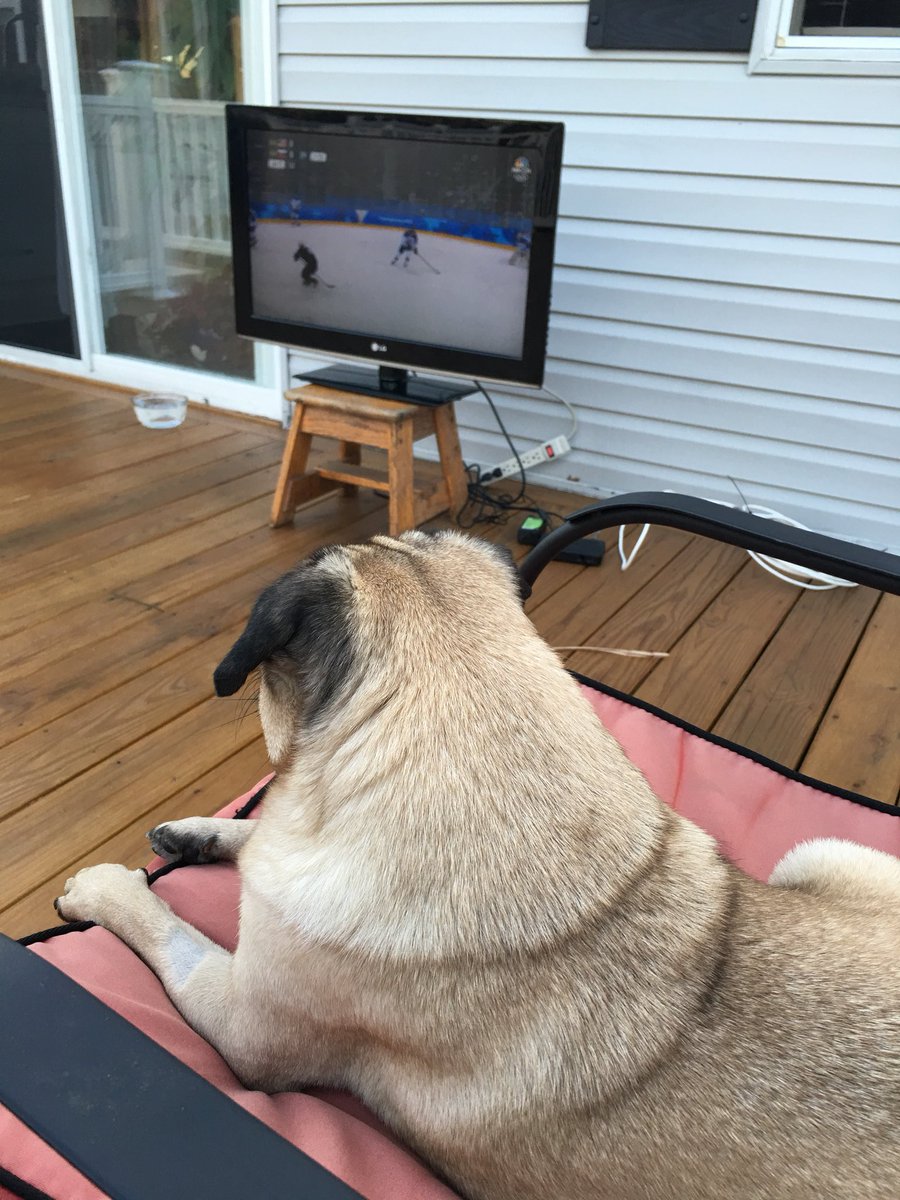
<box><xmin>2</xmin><ymin>688</ymin><xmax>897</xmax><ymax>1199</ymax></box>
<box><xmin>581</xmin><ymin>684</ymin><xmax>900</xmax><ymax>879</ymax></box>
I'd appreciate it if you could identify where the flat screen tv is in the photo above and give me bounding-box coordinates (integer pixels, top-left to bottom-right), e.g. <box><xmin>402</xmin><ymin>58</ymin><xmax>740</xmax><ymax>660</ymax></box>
<box><xmin>226</xmin><ymin>105</ymin><xmax>564</xmax><ymax>405</ymax></box>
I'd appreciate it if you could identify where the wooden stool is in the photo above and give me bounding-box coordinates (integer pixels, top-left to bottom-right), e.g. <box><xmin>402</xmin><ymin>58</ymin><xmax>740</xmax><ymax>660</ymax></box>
<box><xmin>270</xmin><ymin>384</ymin><xmax>470</xmax><ymax>536</ymax></box>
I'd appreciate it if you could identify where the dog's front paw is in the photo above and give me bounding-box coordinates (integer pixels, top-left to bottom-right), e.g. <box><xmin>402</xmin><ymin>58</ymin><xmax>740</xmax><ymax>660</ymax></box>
<box><xmin>55</xmin><ymin>863</ymin><xmax>148</xmax><ymax>925</ymax></box>
<box><xmin>147</xmin><ymin>818</ymin><xmax>221</xmax><ymax>865</ymax></box>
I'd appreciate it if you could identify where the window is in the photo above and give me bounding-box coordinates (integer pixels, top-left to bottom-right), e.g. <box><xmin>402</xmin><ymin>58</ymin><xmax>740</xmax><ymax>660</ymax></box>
<box><xmin>797</xmin><ymin>1</ymin><xmax>900</xmax><ymax>34</ymax></box>
<box><xmin>750</xmin><ymin>0</ymin><xmax>900</xmax><ymax>71</ymax></box>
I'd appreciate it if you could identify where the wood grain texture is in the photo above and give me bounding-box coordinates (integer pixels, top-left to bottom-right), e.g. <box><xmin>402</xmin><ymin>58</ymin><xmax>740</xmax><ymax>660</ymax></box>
<box><xmin>274</xmin><ymin>389</ymin><xmax>468</xmax><ymax>534</ymax></box>
<box><xmin>0</xmin><ymin>742</ymin><xmax>271</xmax><ymax>940</ymax></box>
<box><xmin>530</xmin><ymin>525</ymin><xmax>694</xmax><ymax>658</ymax></box>
<box><xmin>388</xmin><ymin>418</ymin><xmax>416</xmax><ymax>534</ymax></box>
<box><xmin>0</xmin><ymin>365</ymin><xmax>895</xmax><ymax>937</ymax></box>
<box><xmin>0</xmin><ymin>431</ymin><xmax>267</xmax><ymax>537</ymax></box>
<box><xmin>2</xmin><ymin>438</ymin><xmax>282</xmax><ymax>562</ymax></box>
<box><xmin>713</xmin><ymin>583</ymin><xmax>880</xmax><ymax>768</ymax></box>
<box><xmin>800</xmin><ymin>593</ymin><xmax>900</xmax><ymax>803</ymax></box>
<box><xmin>636</xmin><ymin>560</ymin><xmax>801</xmax><ymax>728</ymax></box>
<box><xmin>564</xmin><ymin>538</ymin><xmax>746</xmax><ymax>692</ymax></box>
<box><xmin>433</xmin><ymin>403</ymin><xmax>470</xmax><ymax>518</ymax></box>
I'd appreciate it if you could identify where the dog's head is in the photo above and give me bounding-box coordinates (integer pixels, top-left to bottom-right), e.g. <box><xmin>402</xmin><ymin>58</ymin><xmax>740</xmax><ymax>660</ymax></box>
<box><xmin>213</xmin><ymin>532</ymin><xmax>531</xmax><ymax>766</ymax></box>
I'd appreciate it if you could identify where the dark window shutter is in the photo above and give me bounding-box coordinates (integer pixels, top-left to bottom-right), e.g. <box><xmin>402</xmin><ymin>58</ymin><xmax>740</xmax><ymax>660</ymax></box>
<box><xmin>586</xmin><ymin>0</ymin><xmax>759</xmax><ymax>53</ymax></box>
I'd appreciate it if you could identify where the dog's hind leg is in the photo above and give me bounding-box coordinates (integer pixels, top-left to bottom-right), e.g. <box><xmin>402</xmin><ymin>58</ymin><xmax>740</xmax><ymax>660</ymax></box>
<box><xmin>770</xmin><ymin>838</ymin><xmax>900</xmax><ymax>906</ymax></box>
<box><xmin>147</xmin><ymin>817</ymin><xmax>256</xmax><ymax>864</ymax></box>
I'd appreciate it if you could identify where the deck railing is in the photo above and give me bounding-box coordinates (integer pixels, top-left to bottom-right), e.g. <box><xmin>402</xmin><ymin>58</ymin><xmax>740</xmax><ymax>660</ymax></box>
<box><xmin>81</xmin><ymin>95</ymin><xmax>230</xmax><ymax>296</ymax></box>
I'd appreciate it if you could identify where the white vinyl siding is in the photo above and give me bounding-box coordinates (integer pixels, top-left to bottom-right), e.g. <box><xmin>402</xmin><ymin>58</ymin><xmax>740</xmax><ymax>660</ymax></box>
<box><xmin>277</xmin><ymin>1</ymin><xmax>900</xmax><ymax>551</ymax></box>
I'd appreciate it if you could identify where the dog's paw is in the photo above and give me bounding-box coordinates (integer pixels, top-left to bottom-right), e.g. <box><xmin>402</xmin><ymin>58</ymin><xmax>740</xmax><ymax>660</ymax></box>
<box><xmin>54</xmin><ymin>863</ymin><xmax>148</xmax><ymax>925</ymax></box>
<box><xmin>147</xmin><ymin>818</ymin><xmax>221</xmax><ymax>865</ymax></box>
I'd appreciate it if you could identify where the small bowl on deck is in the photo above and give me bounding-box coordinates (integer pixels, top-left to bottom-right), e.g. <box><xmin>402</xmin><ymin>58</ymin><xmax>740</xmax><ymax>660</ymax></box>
<box><xmin>132</xmin><ymin>392</ymin><xmax>188</xmax><ymax>429</ymax></box>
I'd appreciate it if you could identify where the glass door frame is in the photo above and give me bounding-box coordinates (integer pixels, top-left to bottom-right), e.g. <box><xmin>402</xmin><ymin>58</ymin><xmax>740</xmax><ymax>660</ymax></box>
<box><xmin>0</xmin><ymin>0</ymin><xmax>286</xmax><ymax>422</ymax></box>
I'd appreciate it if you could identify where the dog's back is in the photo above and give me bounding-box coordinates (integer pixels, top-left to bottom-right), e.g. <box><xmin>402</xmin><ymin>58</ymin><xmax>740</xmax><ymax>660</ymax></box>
<box><xmin>217</xmin><ymin>531</ymin><xmax>900</xmax><ymax>1199</ymax></box>
<box><xmin>304</xmin><ymin>812</ymin><xmax>899</xmax><ymax>1200</ymax></box>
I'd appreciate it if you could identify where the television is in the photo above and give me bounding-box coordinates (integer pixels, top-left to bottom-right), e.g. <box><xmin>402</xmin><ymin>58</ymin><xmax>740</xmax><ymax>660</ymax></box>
<box><xmin>226</xmin><ymin>105</ymin><xmax>564</xmax><ymax>406</ymax></box>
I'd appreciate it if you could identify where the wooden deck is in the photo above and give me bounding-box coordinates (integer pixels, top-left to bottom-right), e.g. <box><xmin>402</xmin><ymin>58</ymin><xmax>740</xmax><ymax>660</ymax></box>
<box><xmin>1</xmin><ymin>364</ymin><xmax>897</xmax><ymax>938</ymax></box>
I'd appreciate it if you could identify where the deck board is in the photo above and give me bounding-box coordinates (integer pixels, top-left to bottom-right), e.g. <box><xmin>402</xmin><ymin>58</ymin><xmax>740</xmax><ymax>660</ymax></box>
<box><xmin>11</xmin><ymin>463</ymin><xmax>282</xmax><ymax>590</ymax></box>
<box><xmin>713</xmin><ymin>583</ymin><xmax>879</xmax><ymax>768</ymax></box>
<box><xmin>562</xmin><ymin>536</ymin><xmax>746</xmax><ymax>691</ymax></box>
<box><xmin>0</xmin><ymin>742</ymin><xmax>271</xmax><ymax>939</ymax></box>
<box><xmin>527</xmin><ymin>525</ymin><xmax>692</xmax><ymax>645</ymax></box>
<box><xmin>1</xmin><ymin>364</ymin><xmax>896</xmax><ymax>938</ymax></box>
<box><xmin>635</xmin><ymin>560</ymin><xmax>801</xmax><ymax>729</ymax></box>
<box><xmin>0</xmin><ymin>431</ymin><xmax>254</xmax><ymax>533</ymax></box>
<box><xmin>800</xmin><ymin>592</ymin><xmax>900</xmax><ymax>802</ymax></box>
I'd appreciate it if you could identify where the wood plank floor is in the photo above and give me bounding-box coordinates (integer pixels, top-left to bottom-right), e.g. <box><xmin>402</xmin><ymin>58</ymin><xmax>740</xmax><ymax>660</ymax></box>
<box><xmin>1</xmin><ymin>364</ymin><xmax>897</xmax><ymax>937</ymax></box>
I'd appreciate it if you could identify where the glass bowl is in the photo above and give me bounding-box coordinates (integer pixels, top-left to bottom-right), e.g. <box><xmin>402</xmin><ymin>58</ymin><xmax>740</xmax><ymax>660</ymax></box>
<box><xmin>132</xmin><ymin>392</ymin><xmax>188</xmax><ymax>429</ymax></box>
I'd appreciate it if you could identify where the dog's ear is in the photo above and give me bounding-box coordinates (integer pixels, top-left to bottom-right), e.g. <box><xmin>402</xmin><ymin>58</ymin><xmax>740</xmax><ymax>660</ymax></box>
<box><xmin>490</xmin><ymin>543</ymin><xmax>532</xmax><ymax>604</ymax></box>
<box><xmin>213</xmin><ymin>574</ymin><xmax>302</xmax><ymax>697</ymax></box>
<box><xmin>213</xmin><ymin>552</ymin><xmax>355</xmax><ymax>717</ymax></box>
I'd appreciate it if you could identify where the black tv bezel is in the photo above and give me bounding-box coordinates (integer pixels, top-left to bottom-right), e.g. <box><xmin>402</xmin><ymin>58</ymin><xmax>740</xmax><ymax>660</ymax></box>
<box><xmin>225</xmin><ymin>104</ymin><xmax>564</xmax><ymax>388</ymax></box>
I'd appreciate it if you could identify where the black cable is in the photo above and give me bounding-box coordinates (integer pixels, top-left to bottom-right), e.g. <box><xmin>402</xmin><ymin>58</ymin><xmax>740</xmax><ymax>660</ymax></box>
<box><xmin>473</xmin><ymin>380</ymin><xmax>527</xmax><ymax>505</ymax></box>
<box><xmin>455</xmin><ymin>380</ymin><xmax>568</xmax><ymax>531</ymax></box>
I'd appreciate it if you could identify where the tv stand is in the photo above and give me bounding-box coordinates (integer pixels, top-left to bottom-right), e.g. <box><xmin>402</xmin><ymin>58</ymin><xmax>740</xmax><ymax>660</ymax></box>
<box><xmin>294</xmin><ymin>364</ymin><xmax>474</xmax><ymax>407</ymax></box>
<box><xmin>272</xmin><ymin>383</ymin><xmax>470</xmax><ymax>536</ymax></box>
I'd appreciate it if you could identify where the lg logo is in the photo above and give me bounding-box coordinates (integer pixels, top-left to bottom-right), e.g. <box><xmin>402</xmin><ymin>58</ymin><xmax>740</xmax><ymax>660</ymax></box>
<box><xmin>370</xmin><ymin>341</ymin><xmax>387</xmax><ymax>353</ymax></box>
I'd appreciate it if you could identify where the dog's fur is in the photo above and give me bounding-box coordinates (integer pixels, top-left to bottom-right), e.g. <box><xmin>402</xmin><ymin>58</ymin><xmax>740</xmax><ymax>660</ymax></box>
<box><xmin>58</xmin><ymin>530</ymin><xmax>900</xmax><ymax>1199</ymax></box>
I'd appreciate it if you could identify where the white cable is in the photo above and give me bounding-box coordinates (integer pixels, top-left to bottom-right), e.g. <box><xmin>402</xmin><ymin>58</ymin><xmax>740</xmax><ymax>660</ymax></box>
<box><xmin>738</xmin><ymin>504</ymin><xmax>856</xmax><ymax>590</ymax></box>
<box><xmin>617</xmin><ymin>495</ymin><xmax>856</xmax><ymax>590</ymax></box>
<box><xmin>618</xmin><ymin>523</ymin><xmax>650</xmax><ymax>570</ymax></box>
<box><xmin>475</xmin><ymin>383</ymin><xmax>578</xmax><ymax>451</ymax></box>
<box><xmin>536</xmin><ymin>385</ymin><xmax>579</xmax><ymax>442</ymax></box>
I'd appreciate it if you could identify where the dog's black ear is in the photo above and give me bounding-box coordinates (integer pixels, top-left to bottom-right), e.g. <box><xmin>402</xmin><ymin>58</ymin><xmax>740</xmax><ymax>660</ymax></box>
<box><xmin>490</xmin><ymin>543</ymin><xmax>532</xmax><ymax>605</ymax></box>
<box><xmin>213</xmin><ymin>554</ymin><xmax>355</xmax><ymax>719</ymax></box>
<box><xmin>213</xmin><ymin>576</ymin><xmax>301</xmax><ymax>697</ymax></box>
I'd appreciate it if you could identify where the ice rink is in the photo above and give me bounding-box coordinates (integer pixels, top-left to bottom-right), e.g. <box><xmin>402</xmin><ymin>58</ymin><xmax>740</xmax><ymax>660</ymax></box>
<box><xmin>250</xmin><ymin>221</ymin><xmax>529</xmax><ymax>357</ymax></box>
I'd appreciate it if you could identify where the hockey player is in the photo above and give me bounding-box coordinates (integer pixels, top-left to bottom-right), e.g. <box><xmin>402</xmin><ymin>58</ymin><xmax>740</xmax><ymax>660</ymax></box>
<box><xmin>508</xmin><ymin>229</ymin><xmax>531</xmax><ymax>266</ymax></box>
<box><xmin>293</xmin><ymin>242</ymin><xmax>319</xmax><ymax>287</ymax></box>
<box><xmin>289</xmin><ymin>197</ymin><xmax>302</xmax><ymax>225</ymax></box>
<box><xmin>391</xmin><ymin>228</ymin><xmax>419</xmax><ymax>268</ymax></box>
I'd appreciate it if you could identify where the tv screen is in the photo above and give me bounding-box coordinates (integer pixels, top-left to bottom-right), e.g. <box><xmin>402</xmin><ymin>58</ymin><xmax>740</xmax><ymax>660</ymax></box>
<box><xmin>226</xmin><ymin>106</ymin><xmax>564</xmax><ymax>398</ymax></box>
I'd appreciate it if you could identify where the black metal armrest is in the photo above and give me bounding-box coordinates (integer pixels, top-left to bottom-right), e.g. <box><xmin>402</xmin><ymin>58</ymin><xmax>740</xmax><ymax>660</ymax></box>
<box><xmin>519</xmin><ymin>492</ymin><xmax>900</xmax><ymax>596</ymax></box>
<box><xmin>0</xmin><ymin>935</ymin><xmax>362</xmax><ymax>1200</ymax></box>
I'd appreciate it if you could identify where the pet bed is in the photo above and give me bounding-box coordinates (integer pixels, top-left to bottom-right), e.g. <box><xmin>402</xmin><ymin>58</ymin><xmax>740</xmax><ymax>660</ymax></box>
<box><xmin>1</xmin><ymin>492</ymin><xmax>898</xmax><ymax>1200</ymax></box>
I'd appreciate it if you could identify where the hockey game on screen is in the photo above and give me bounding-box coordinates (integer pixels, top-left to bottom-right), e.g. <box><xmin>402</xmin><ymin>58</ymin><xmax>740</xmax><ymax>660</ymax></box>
<box><xmin>245</xmin><ymin>130</ymin><xmax>537</xmax><ymax>359</ymax></box>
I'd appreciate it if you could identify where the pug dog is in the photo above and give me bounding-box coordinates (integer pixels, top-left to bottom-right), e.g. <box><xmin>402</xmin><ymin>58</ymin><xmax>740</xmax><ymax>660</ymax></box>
<box><xmin>57</xmin><ymin>531</ymin><xmax>900</xmax><ymax>1199</ymax></box>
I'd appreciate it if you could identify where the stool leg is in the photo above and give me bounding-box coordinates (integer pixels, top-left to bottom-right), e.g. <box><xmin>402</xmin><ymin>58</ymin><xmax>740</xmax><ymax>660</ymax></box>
<box><xmin>433</xmin><ymin>403</ymin><xmax>469</xmax><ymax>522</ymax></box>
<box><xmin>270</xmin><ymin>403</ymin><xmax>312</xmax><ymax>527</ymax></box>
<box><xmin>339</xmin><ymin>440</ymin><xmax>361</xmax><ymax>496</ymax></box>
<box><xmin>388</xmin><ymin>419</ymin><xmax>416</xmax><ymax>535</ymax></box>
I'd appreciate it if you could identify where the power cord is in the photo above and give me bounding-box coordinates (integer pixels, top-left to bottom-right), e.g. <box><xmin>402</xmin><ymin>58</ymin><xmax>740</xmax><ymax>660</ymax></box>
<box><xmin>536</xmin><ymin>384</ymin><xmax>578</xmax><ymax>442</ymax></box>
<box><xmin>456</xmin><ymin>380</ymin><xmax>568</xmax><ymax>531</ymax></box>
<box><xmin>473</xmin><ymin>381</ymin><xmax>526</xmax><ymax>506</ymax></box>
<box><xmin>618</xmin><ymin>491</ymin><xmax>857</xmax><ymax>591</ymax></box>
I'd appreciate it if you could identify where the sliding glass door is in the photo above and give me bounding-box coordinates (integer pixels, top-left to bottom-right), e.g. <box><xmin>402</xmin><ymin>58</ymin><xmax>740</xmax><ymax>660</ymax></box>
<box><xmin>0</xmin><ymin>1</ymin><xmax>282</xmax><ymax>420</ymax></box>
<box><xmin>72</xmin><ymin>0</ymin><xmax>252</xmax><ymax>379</ymax></box>
<box><xmin>0</xmin><ymin>0</ymin><xmax>78</xmax><ymax>358</ymax></box>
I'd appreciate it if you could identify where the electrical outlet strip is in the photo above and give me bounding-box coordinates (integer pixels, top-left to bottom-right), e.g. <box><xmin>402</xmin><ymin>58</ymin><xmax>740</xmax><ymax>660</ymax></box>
<box><xmin>480</xmin><ymin>435</ymin><xmax>571</xmax><ymax>483</ymax></box>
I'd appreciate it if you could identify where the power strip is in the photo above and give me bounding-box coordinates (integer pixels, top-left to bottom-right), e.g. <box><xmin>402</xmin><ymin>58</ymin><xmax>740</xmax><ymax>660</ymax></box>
<box><xmin>479</xmin><ymin>435</ymin><xmax>571</xmax><ymax>483</ymax></box>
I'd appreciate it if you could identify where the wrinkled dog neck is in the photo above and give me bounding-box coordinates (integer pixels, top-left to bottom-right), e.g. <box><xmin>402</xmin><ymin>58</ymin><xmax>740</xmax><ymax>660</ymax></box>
<box><xmin>253</xmin><ymin>623</ymin><xmax>668</xmax><ymax>964</ymax></box>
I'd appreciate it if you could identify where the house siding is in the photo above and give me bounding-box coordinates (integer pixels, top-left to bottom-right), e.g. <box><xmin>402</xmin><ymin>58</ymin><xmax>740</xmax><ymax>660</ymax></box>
<box><xmin>276</xmin><ymin>0</ymin><xmax>900</xmax><ymax>551</ymax></box>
